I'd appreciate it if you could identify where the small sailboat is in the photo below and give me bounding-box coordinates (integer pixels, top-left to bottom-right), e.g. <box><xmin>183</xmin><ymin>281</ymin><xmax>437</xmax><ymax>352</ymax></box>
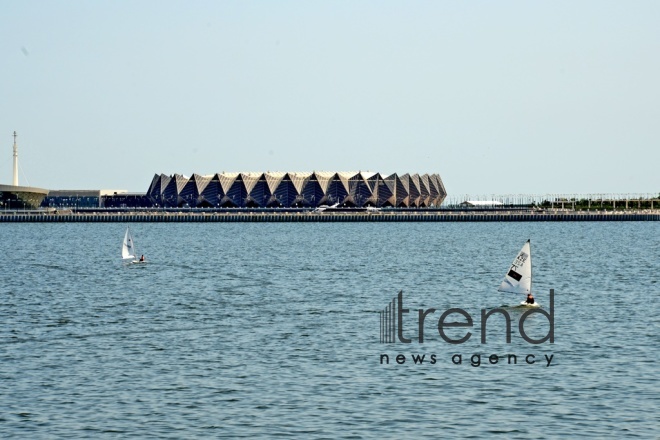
<box><xmin>122</xmin><ymin>227</ymin><xmax>144</xmax><ymax>263</ymax></box>
<box><xmin>498</xmin><ymin>239</ymin><xmax>539</xmax><ymax>307</ymax></box>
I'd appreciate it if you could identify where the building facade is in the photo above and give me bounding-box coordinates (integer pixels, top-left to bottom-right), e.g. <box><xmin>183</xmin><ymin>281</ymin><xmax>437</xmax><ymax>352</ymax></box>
<box><xmin>0</xmin><ymin>184</ymin><xmax>49</xmax><ymax>209</ymax></box>
<box><xmin>146</xmin><ymin>171</ymin><xmax>447</xmax><ymax>208</ymax></box>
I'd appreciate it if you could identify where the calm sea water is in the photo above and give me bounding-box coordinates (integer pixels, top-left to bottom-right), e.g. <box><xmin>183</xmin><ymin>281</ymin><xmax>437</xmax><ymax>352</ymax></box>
<box><xmin>0</xmin><ymin>222</ymin><xmax>658</xmax><ymax>438</ymax></box>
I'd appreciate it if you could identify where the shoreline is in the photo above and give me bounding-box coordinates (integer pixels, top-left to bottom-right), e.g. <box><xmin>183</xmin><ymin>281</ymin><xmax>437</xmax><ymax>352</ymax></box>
<box><xmin>1</xmin><ymin>210</ymin><xmax>659</xmax><ymax>222</ymax></box>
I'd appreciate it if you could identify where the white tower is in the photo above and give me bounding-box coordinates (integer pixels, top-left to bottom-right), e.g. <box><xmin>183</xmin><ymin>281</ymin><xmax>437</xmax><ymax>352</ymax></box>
<box><xmin>12</xmin><ymin>131</ymin><xmax>18</xmax><ymax>186</ymax></box>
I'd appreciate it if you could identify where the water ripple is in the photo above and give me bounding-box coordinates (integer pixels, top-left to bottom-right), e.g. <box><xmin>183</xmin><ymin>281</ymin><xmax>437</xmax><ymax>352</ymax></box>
<box><xmin>0</xmin><ymin>222</ymin><xmax>658</xmax><ymax>438</ymax></box>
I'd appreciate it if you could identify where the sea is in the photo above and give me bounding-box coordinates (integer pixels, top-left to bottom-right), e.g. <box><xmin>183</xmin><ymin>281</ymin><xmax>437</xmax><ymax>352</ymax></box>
<box><xmin>0</xmin><ymin>222</ymin><xmax>658</xmax><ymax>438</ymax></box>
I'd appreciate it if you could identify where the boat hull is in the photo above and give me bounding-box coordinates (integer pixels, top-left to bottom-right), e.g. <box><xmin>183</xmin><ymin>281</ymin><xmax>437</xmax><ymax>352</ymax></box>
<box><xmin>519</xmin><ymin>301</ymin><xmax>540</xmax><ymax>308</ymax></box>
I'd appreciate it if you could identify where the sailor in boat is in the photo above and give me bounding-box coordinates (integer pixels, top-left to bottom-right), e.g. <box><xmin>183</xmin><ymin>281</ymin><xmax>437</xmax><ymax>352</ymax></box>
<box><xmin>526</xmin><ymin>293</ymin><xmax>535</xmax><ymax>304</ymax></box>
<box><xmin>139</xmin><ymin>255</ymin><xmax>145</xmax><ymax>262</ymax></box>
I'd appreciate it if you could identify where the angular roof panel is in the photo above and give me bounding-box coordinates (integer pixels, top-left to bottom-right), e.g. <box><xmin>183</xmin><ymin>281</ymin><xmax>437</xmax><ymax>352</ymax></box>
<box><xmin>241</xmin><ymin>172</ymin><xmax>263</xmax><ymax>194</ymax></box>
<box><xmin>360</xmin><ymin>171</ymin><xmax>377</xmax><ymax>180</ymax></box>
<box><xmin>192</xmin><ymin>173</ymin><xmax>212</xmax><ymax>194</ymax></box>
<box><xmin>218</xmin><ymin>172</ymin><xmax>239</xmax><ymax>193</ymax></box>
<box><xmin>288</xmin><ymin>172</ymin><xmax>311</xmax><ymax>193</ymax></box>
<box><xmin>264</xmin><ymin>172</ymin><xmax>286</xmax><ymax>193</ymax></box>
<box><xmin>313</xmin><ymin>171</ymin><xmax>334</xmax><ymax>192</ymax></box>
<box><xmin>174</xmin><ymin>174</ymin><xmax>189</xmax><ymax>193</ymax></box>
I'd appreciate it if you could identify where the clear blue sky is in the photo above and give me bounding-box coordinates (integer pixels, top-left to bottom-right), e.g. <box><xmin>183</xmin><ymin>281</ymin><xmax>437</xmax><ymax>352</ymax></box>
<box><xmin>2</xmin><ymin>1</ymin><xmax>658</xmax><ymax>195</ymax></box>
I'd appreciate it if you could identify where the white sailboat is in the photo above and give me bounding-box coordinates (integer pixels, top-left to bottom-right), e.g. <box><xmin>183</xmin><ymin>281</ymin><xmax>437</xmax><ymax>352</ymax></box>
<box><xmin>498</xmin><ymin>239</ymin><xmax>539</xmax><ymax>307</ymax></box>
<box><xmin>122</xmin><ymin>227</ymin><xmax>142</xmax><ymax>263</ymax></box>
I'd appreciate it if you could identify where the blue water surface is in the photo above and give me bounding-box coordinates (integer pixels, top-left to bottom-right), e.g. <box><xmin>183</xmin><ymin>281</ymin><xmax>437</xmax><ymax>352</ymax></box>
<box><xmin>0</xmin><ymin>222</ymin><xmax>658</xmax><ymax>438</ymax></box>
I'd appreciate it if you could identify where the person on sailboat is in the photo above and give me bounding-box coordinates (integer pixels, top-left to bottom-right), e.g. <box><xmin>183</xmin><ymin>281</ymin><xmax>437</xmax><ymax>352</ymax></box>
<box><xmin>526</xmin><ymin>293</ymin><xmax>535</xmax><ymax>304</ymax></box>
<box><xmin>139</xmin><ymin>255</ymin><xmax>145</xmax><ymax>262</ymax></box>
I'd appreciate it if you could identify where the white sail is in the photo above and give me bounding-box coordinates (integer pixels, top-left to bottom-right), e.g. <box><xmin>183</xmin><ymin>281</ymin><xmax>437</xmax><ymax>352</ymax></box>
<box><xmin>122</xmin><ymin>227</ymin><xmax>136</xmax><ymax>260</ymax></box>
<box><xmin>498</xmin><ymin>239</ymin><xmax>532</xmax><ymax>294</ymax></box>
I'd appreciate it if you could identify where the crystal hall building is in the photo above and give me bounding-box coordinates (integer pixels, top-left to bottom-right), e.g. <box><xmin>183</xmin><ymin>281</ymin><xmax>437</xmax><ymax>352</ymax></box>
<box><xmin>146</xmin><ymin>172</ymin><xmax>447</xmax><ymax>208</ymax></box>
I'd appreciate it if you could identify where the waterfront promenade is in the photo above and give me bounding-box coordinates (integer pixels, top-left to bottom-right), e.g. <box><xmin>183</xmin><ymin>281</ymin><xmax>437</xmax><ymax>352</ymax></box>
<box><xmin>1</xmin><ymin>209</ymin><xmax>658</xmax><ymax>222</ymax></box>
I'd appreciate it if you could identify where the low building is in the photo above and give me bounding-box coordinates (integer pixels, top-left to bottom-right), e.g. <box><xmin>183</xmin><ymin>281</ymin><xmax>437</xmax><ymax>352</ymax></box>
<box><xmin>103</xmin><ymin>193</ymin><xmax>153</xmax><ymax>208</ymax></box>
<box><xmin>0</xmin><ymin>184</ymin><xmax>49</xmax><ymax>209</ymax></box>
<box><xmin>41</xmin><ymin>190</ymin><xmax>128</xmax><ymax>209</ymax></box>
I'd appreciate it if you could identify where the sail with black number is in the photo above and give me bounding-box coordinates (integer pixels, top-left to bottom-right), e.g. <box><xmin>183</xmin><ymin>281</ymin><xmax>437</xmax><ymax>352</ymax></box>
<box><xmin>498</xmin><ymin>239</ymin><xmax>532</xmax><ymax>294</ymax></box>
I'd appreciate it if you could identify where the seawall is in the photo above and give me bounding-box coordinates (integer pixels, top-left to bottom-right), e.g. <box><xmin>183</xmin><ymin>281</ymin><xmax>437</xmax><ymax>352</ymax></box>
<box><xmin>1</xmin><ymin>210</ymin><xmax>659</xmax><ymax>222</ymax></box>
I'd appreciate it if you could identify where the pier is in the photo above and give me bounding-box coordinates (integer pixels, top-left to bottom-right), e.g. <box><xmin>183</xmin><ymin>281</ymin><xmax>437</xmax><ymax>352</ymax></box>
<box><xmin>0</xmin><ymin>210</ymin><xmax>658</xmax><ymax>222</ymax></box>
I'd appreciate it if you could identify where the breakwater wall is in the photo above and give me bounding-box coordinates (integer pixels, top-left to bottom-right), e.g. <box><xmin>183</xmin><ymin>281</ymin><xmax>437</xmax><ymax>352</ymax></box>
<box><xmin>1</xmin><ymin>211</ymin><xmax>659</xmax><ymax>222</ymax></box>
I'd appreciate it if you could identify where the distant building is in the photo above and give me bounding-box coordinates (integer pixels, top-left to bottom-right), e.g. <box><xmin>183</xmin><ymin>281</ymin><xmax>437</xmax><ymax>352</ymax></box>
<box><xmin>0</xmin><ymin>184</ymin><xmax>49</xmax><ymax>209</ymax></box>
<box><xmin>0</xmin><ymin>132</ymin><xmax>49</xmax><ymax>209</ymax></box>
<box><xmin>103</xmin><ymin>192</ymin><xmax>152</xmax><ymax>208</ymax></box>
<box><xmin>42</xmin><ymin>190</ymin><xmax>129</xmax><ymax>209</ymax></box>
<box><xmin>146</xmin><ymin>171</ymin><xmax>447</xmax><ymax>208</ymax></box>
<box><xmin>460</xmin><ymin>200</ymin><xmax>504</xmax><ymax>207</ymax></box>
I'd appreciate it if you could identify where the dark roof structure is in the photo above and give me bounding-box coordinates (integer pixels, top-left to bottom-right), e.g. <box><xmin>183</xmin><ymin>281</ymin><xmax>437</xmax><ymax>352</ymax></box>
<box><xmin>146</xmin><ymin>171</ymin><xmax>447</xmax><ymax>208</ymax></box>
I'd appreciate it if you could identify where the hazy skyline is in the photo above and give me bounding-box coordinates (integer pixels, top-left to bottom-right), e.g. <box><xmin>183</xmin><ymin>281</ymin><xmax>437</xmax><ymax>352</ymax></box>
<box><xmin>2</xmin><ymin>1</ymin><xmax>658</xmax><ymax>194</ymax></box>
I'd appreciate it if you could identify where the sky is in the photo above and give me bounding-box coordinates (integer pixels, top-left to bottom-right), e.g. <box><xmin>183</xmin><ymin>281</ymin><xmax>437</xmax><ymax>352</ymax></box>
<box><xmin>1</xmin><ymin>1</ymin><xmax>658</xmax><ymax>195</ymax></box>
